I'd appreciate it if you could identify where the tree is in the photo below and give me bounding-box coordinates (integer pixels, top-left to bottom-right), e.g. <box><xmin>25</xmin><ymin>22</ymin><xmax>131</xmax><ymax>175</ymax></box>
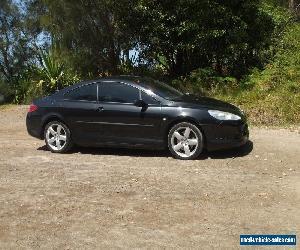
<box><xmin>130</xmin><ymin>0</ymin><xmax>276</xmax><ymax>78</ymax></box>
<box><xmin>28</xmin><ymin>0</ymin><xmax>138</xmax><ymax>76</ymax></box>
<box><xmin>0</xmin><ymin>0</ymin><xmax>34</xmax><ymax>84</ymax></box>
<box><xmin>22</xmin><ymin>0</ymin><xmax>295</xmax><ymax>80</ymax></box>
<box><xmin>268</xmin><ymin>0</ymin><xmax>300</xmax><ymax>12</ymax></box>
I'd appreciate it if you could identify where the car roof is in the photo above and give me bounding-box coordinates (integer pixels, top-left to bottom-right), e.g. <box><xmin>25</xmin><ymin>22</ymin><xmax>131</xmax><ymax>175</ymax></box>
<box><xmin>53</xmin><ymin>75</ymin><xmax>169</xmax><ymax>103</ymax></box>
<box><xmin>57</xmin><ymin>75</ymin><xmax>155</xmax><ymax>94</ymax></box>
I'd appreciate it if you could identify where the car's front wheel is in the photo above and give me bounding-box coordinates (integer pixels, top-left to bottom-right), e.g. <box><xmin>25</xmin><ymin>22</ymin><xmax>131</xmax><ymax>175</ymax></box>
<box><xmin>168</xmin><ymin>122</ymin><xmax>203</xmax><ymax>160</ymax></box>
<box><xmin>44</xmin><ymin>121</ymin><xmax>73</xmax><ymax>153</ymax></box>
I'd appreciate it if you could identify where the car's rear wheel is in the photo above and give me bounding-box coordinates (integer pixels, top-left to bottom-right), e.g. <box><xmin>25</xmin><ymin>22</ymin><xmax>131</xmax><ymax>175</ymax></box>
<box><xmin>168</xmin><ymin>122</ymin><xmax>203</xmax><ymax>160</ymax></box>
<box><xmin>44</xmin><ymin>121</ymin><xmax>73</xmax><ymax>153</ymax></box>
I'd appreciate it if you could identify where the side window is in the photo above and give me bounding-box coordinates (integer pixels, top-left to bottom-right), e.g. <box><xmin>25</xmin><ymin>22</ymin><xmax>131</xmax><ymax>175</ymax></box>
<box><xmin>141</xmin><ymin>91</ymin><xmax>160</xmax><ymax>105</ymax></box>
<box><xmin>64</xmin><ymin>84</ymin><xmax>97</xmax><ymax>101</ymax></box>
<box><xmin>98</xmin><ymin>82</ymin><xmax>139</xmax><ymax>103</ymax></box>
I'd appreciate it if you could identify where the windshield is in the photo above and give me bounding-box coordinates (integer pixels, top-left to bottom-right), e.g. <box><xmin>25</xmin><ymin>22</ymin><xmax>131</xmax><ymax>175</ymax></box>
<box><xmin>138</xmin><ymin>78</ymin><xmax>184</xmax><ymax>100</ymax></box>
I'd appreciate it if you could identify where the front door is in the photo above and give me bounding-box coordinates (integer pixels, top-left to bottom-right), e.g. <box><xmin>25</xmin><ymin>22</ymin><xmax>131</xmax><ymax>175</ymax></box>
<box><xmin>94</xmin><ymin>82</ymin><xmax>163</xmax><ymax>147</ymax></box>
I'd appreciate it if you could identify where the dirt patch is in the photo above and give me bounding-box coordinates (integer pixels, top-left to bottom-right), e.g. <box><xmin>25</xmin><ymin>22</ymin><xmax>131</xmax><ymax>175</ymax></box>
<box><xmin>0</xmin><ymin>105</ymin><xmax>299</xmax><ymax>249</ymax></box>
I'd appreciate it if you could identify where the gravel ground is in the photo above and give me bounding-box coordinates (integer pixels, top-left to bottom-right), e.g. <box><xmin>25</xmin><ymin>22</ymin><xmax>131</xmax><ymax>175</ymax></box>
<box><xmin>0</xmin><ymin>105</ymin><xmax>299</xmax><ymax>249</ymax></box>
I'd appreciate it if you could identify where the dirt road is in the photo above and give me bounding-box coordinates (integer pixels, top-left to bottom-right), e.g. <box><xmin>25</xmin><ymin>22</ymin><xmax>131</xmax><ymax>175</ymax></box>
<box><xmin>0</xmin><ymin>105</ymin><xmax>299</xmax><ymax>249</ymax></box>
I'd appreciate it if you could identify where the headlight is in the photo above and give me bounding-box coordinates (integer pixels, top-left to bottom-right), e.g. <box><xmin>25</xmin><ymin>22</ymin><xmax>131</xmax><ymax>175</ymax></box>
<box><xmin>208</xmin><ymin>110</ymin><xmax>241</xmax><ymax>121</ymax></box>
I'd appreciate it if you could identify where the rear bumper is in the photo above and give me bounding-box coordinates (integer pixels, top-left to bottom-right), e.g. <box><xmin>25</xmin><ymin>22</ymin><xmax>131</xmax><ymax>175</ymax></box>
<box><xmin>203</xmin><ymin>122</ymin><xmax>249</xmax><ymax>151</ymax></box>
<box><xmin>26</xmin><ymin>113</ymin><xmax>43</xmax><ymax>139</ymax></box>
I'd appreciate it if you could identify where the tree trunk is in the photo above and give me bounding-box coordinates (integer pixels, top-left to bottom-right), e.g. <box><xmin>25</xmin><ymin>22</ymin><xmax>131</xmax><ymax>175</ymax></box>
<box><xmin>171</xmin><ymin>49</ymin><xmax>184</xmax><ymax>77</ymax></box>
<box><xmin>289</xmin><ymin>0</ymin><xmax>294</xmax><ymax>10</ymax></box>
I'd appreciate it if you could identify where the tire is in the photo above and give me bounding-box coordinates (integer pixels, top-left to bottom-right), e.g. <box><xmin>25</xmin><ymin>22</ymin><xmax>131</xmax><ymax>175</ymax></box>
<box><xmin>44</xmin><ymin>121</ymin><xmax>73</xmax><ymax>153</ymax></box>
<box><xmin>168</xmin><ymin>122</ymin><xmax>203</xmax><ymax>160</ymax></box>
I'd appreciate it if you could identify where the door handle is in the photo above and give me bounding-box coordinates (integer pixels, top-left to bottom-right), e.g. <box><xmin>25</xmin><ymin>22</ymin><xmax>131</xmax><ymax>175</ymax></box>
<box><xmin>96</xmin><ymin>106</ymin><xmax>104</xmax><ymax>112</ymax></box>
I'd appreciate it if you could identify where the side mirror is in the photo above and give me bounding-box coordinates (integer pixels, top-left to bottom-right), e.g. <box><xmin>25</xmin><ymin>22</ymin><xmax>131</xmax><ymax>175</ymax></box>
<box><xmin>134</xmin><ymin>99</ymin><xmax>148</xmax><ymax>112</ymax></box>
<box><xmin>134</xmin><ymin>99</ymin><xmax>147</xmax><ymax>107</ymax></box>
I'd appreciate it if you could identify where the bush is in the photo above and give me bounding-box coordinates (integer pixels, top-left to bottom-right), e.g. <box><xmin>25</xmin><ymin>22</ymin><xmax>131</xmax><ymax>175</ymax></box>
<box><xmin>0</xmin><ymin>81</ymin><xmax>14</xmax><ymax>104</ymax></box>
<box><xmin>169</xmin><ymin>23</ymin><xmax>300</xmax><ymax>126</ymax></box>
<box><xmin>14</xmin><ymin>51</ymin><xmax>81</xmax><ymax>104</ymax></box>
<box><xmin>213</xmin><ymin>23</ymin><xmax>300</xmax><ymax>126</ymax></box>
<box><xmin>172</xmin><ymin>68</ymin><xmax>238</xmax><ymax>96</ymax></box>
<box><xmin>37</xmin><ymin>51</ymin><xmax>80</xmax><ymax>92</ymax></box>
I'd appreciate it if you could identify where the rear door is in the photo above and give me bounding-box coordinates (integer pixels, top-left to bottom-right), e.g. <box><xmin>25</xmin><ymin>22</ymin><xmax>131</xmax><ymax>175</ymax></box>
<box><xmin>94</xmin><ymin>82</ymin><xmax>163</xmax><ymax>146</ymax></box>
<box><xmin>60</xmin><ymin>83</ymin><xmax>100</xmax><ymax>143</ymax></box>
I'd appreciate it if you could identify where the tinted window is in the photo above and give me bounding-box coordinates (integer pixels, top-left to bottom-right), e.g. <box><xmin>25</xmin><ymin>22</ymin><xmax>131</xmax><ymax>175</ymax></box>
<box><xmin>98</xmin><ymin>82</ymin><xmax>139</xmax><ymax>103</ymax></box>
<box><xmin>141</xmin><ymin>91</ymin><xmax>160</xmax><ymax>105</ymax></box>
<box><xmin>65</xmin><ymin>84</ymin><xmax>97</xmax><ymax>101</ymax></box>
<box><xmin>138</xmin><ymin>78</ymin><xmax>183</xmax><ymax>100</ymax></box>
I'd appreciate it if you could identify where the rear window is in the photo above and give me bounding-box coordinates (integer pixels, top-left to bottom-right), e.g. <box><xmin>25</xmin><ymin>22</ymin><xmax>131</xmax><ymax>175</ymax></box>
<box><xmin>64</xmin><ymin>84</ymin><xmax>97</xmax><ymax>102</ymax></box>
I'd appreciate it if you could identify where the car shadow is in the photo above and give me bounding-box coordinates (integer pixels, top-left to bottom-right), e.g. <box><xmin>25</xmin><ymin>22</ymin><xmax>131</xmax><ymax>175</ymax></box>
<box><xmin>199</xmin><ymin>140</ymin><xmax>253</xmax><ymax>160</ymax></box>
<box><xmin>37</xmin><ymin>140</ymin><xmax>253</xmax><ymax>160</ymax></box>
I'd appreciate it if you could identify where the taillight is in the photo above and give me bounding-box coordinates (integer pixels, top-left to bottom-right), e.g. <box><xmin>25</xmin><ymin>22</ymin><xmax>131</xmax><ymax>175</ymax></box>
<box><xmin>28</xmin><ymin>104</ymin><xmax>38</xmax><ymax>113</ymax></box>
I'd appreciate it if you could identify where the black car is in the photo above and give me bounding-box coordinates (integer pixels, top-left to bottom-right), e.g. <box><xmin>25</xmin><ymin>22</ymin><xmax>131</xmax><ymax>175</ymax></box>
<box><xmin>26</xmin><ymin>76</ymin><xmax>249</xmax><ymax>160</ymax></box>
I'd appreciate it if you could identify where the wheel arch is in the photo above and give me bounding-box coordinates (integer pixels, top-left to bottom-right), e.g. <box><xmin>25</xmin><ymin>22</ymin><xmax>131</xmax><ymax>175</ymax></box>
<box><xmin>41</xmin><ymin>114</ymin><xmax>68</xmax><ymax>139</ymax></box>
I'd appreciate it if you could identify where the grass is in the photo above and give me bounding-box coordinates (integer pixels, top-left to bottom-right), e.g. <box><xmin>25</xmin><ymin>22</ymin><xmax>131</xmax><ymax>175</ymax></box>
<box><xmin>0</xmin><ymin>104</ymin><xmax>15</xmax><ymax>110</ymax></box>
<box><xmin>213</xmin><ymin>82</ymin><xmax>300</xmax><ymax>127</ymax></box>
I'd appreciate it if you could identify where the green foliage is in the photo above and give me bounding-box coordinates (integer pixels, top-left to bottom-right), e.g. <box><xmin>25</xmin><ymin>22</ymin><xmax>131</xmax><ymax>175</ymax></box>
<box><xmin>13</xmin><ymin>71</ymin><xmax>33</xmax><ymax>104</ymax></box>
<box><xmin>172</xmin><ymin>68</ymin><xmax>238</xmax><ymax>96</ymax></box>
<box><xmin>36</xmin><ymin>50</ymin><xmax>79</xmax><ymax>92</ymax></box>
<box><xmin>172</xmin><ymin>22</ymin><xmax>300</xmax><ymax>126</ymax></box>
<box><xmin>212</xmin><ymin>23</ymin><xmax>300</xmax><ymax>125</ymax></box>
<box><xmin>132</xmin><ymin>0</ymin><xmax>278</xmax><ymax>77</ymax></box>
<box><xmin>14</xmin><ymin>51</ymin><xmax>80</xmax><ymax>104</ymax></box>
<box><xmin>31</xmin><ymin>0</ymin><xmax>137</xmax><ymax>76</ymax></box>
<box><xmin>260</xmin><ymin>1</ymin><xmax>291</xmax><ymax>29</ymax></box>
<box><xmin>0</xmin><ymin>0</ymin><xmax>35</xmax><ymax>84</ymax></box>
<box><xmin>25</xmin><ymin>0</ymin><xmax>289</xmax><ymax>79</ymax></box>
<box><xmin>1</xmin><ymin>0</ymin><xmax>300</xmax><ymax>126</ymax></box>
<box><xmin>0</xmin><ymin>80</ymin><xmax>14</xmax><ymax>103</ymax></box>
<box><xmin>246</xmin><ymin>23</ymin><xmax>300</xmax><ymax>92</ymax></box>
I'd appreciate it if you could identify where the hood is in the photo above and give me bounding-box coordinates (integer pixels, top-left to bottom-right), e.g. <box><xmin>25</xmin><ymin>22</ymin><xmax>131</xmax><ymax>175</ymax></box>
<box><xmin>170</xmin><ymin>95</ymin><xmax>243</xmax><ymax>115</ymax></box>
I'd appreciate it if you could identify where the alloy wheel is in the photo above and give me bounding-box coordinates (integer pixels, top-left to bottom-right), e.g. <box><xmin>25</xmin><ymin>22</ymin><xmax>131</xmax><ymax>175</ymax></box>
<box><xmin>46</xmin><ymin>124</ymin><xmax>67</xmax><ymax>151</ymax></box>
<box><xmin>170</xmin><ymin>126</ymin><xmax>199</xmax><ymax>158</ymax></box>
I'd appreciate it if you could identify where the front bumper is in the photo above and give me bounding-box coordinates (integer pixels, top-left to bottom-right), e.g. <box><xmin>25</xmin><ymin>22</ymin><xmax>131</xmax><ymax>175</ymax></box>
<box><xmin>203</xmin><ymin>121</ymin><xmax>249</xmax><ymax>151</ymax></box>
